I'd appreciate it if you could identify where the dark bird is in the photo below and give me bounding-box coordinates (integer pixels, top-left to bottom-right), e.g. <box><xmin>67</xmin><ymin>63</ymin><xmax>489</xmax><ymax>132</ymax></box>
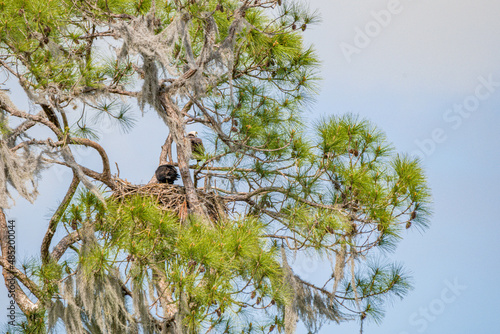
<box><xmin>187</xmin><ymin>131</ymin><xmax>204</xmax><ymax>162</ymax></box>
<box><xmin>155</xmin><ymin>164</ymin><xmax>179</xmax><ymax>184</ymax></box>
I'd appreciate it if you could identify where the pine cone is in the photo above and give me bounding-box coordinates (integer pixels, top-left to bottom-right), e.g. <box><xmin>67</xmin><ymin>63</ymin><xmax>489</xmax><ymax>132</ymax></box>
<box><xmin>349</xmin><ymin>148</ymin><xmax>359</xmax><ymax>156</ymax></box>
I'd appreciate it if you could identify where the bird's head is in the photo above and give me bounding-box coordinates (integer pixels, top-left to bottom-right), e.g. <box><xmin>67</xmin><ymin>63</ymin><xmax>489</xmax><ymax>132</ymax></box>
<box><xmin>187</xmin><ymin>131</ymin><xmax>198</xmax><ymax>137</ymax></box>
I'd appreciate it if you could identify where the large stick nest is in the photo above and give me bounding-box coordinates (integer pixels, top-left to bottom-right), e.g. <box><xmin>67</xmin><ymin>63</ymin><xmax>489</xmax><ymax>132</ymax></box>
<box><xmin>112</xmin><ymin>178</ymin><xmax>227</xmax><ymax>222</ymax></box>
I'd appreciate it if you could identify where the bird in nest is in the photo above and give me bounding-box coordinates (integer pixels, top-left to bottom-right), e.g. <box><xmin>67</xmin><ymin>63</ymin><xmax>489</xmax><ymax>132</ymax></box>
<box><xmin>187</xmin><ymin>131</ymin><xmax>205</xmax><ymax>162</ymax></box>
<box><xmin>155</xmin><ymin>164</ymin><xmax>179</xmax><ymax>184</ymax></box>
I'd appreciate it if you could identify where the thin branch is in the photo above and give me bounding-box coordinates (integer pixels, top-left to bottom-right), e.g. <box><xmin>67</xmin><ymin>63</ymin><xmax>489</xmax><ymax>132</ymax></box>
<box><xmin>0</xmin><ymin>91</ymin><xmax>63</xmax><ymax>138</ymax></box>
<box><xmin>6</xmin><ymin>118</ymin><xmax>37</xmax><ymax>147</ymax></box>
<box><xmin>42</xmin><ymin>157</ymin><xmax>116</xmax><ymax>190</ymax></box>
<box><xmin>51</xmin><ymin>231</ymin><xmax>80</xmax><ymax>262</ymax></box>
<box><xmin>41</xmin><ymin>172</ymin><xmax>79</xmax><ymax>264</ymax></box>
<box><xmin>70</xmin><ymin>137</ymin><xmax>112</xmax><ymax>179</ymax></box>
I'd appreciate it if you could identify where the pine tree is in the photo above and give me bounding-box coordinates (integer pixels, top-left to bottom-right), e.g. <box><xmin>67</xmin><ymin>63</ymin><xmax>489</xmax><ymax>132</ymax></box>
<box><xmin>0</xmin><ymin>0</ymin><xmax>431</xmax><ymax>333</ymax></box>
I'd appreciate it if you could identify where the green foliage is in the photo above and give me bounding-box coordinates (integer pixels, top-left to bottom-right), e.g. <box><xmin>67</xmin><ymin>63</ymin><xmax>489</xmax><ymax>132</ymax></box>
<box><xmin>340</xmin><ymin>260</ymin><xmax>413</xmax><ymax>324</ymax></box>
<box><xmin>0</xmin><ymin>0</ymin><xmax>432</xmax><ymax>333</ymax></box>
<box><xmin>49</xmin><ymin>112</ymin><xmax>430</xmax><ymax>331</ymax></box>
<box><xmin>0</xmin><ymin>111</ymin><xmax>9</xmax><ymax>136</ymax></box>
<box><xmin>315</xmin><ymin>114</ymin><xmax>431</xmax><ymax>231</ymax></box>
<box><xmin>48</xmin><ymin>191</ymin><xmax>291</xmax><ymax>332</ymax></box>
<box><xmin>14</xmin><ymin>309</ymin><xmax>47</xmax><ymax>334</ymax></box>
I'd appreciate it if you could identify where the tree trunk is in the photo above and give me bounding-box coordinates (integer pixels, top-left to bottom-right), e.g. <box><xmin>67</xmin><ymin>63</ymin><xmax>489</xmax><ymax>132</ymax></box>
<box><xmin>158</xmin><ymin>94</ymin><xmax>210</xmax><ymax>223</ymax></box>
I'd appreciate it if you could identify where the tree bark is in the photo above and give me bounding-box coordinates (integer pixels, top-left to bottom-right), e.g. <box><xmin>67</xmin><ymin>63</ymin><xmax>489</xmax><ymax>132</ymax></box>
<box><xmin>41</xmin><ymin>172</ymin><xmax>79</xmax><ymax>264</ymax></box>
<box><xmin>158</xmin><ymin>93</ymin><xmax>210</xmax><ymax>223</ymax></box>
<box><xmin>148</xmin><ymin>134</ymin><xmax>174</xmax><ymax>185</ymax></box>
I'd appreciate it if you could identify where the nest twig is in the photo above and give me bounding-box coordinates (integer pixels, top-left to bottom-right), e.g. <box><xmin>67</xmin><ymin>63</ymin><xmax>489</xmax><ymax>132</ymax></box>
<box><xmin>112</xmin><ymin>178</ymin><xmax>226</xmax><ymax>222</ymax></box>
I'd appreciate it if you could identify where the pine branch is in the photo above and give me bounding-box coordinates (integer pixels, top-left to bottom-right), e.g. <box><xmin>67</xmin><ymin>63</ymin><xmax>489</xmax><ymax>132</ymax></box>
<box><xmin>50</xmin><ymin>231</ymin><xmax>80</xmax><ymax>262</ymax></box>
<box><xmin>0</xmin><ymin>91</ymin><xmax>63</xmax><ymax>138</ymax></box>
<box><xmin>41</xmin><ymin>172</ymin><xmax>79</xmax><ymax>264</ymax></box>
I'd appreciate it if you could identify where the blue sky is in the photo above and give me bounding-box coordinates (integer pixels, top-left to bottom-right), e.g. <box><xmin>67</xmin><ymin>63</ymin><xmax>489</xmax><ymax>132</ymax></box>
<box><xmin>2</xmin><ymin>0</ymin><xmax>500</xmax><ymax>333</ymax></box>
<box><xmin>299</xmin><ymin>0</ymin><xmax>500</xmax><ymax>332</ymax></box>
